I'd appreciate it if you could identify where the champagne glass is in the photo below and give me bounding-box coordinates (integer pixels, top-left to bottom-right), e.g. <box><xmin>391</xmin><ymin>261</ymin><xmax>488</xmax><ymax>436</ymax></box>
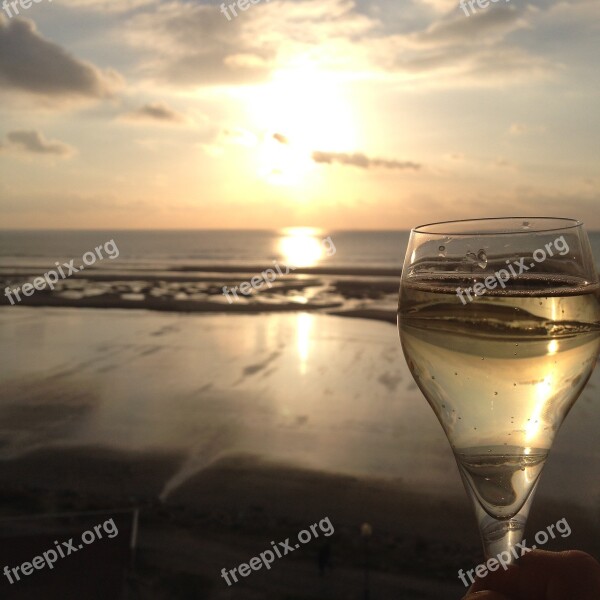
<box><xmin>398</xmin><ymin>217</ymin><xmax>600</xmax><ymax>562</ymax></box>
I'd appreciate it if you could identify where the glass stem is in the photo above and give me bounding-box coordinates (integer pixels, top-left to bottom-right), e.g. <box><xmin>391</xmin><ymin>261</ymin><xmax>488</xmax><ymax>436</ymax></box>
<box><xmin>472</xmin><ymin>480</ymin><xmax>540</xmax><ymax>563</ymax></box>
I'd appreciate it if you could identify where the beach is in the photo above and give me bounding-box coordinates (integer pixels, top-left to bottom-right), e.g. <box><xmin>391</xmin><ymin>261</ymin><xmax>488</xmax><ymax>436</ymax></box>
<box><xmin>1</xmin><ymin>230</ymin><xmax>600</xmax><ymax>598</ymax></box>
<box><xmin>0</xmin><ymin>305</ymin><xmax>599</xmax><ymax>598</ymax></box>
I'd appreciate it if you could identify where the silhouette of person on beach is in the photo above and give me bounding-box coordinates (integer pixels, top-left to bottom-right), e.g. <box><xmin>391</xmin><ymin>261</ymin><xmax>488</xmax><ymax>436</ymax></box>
<box><xmin>317</xmin><ymin>541</ymin><xmax>332</xmax><ymax>576</ymax></box>
<box><xmin>462</xmin><ymin>549</ymin><xmax>600</xmax><ymax>600</ymax></box>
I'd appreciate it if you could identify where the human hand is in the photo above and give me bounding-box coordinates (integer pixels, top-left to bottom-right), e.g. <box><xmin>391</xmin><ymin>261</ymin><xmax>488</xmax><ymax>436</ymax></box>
<box><xmin>462</xmin><ymin>550</ymin><xmax>600</xmax><ymax>600</ymax></box>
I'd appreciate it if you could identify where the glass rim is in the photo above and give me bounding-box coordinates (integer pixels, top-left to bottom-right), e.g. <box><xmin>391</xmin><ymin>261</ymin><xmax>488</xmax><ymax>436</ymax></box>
<box><xmin>412</xmin><ymin>217</ymin><xmax>583</xmax><ymax>236</ymax></box>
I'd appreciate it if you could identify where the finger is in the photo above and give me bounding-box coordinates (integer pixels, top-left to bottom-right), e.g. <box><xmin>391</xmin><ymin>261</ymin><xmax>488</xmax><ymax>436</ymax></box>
<box><xmin>469</xmin><ymin>549</ymin><xmax>600</xmax><ymax>600</ymax></box>
<box><xmin>463</xmin><ymin>591</ymin><xmax>513</xmax><ymax>600</ymax></box>
<box><xmin>518</xmin><ymin>549</ymin><xmax>600</xmax><ymax>600</ymax></box>
<box><xmin>468</xmin><ymin>563</ymin><xmax>520</xmax><ymax>595</ymax></box>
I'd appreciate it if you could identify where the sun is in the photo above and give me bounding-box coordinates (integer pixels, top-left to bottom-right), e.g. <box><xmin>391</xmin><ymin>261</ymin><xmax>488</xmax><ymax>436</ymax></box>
<box><xmin>244</xmin><ymin>61</ymin><xmax>360</xmax><ymax>185</ymax></box>
<box><xmin>257</xmin><ymin>134</ymin><xmax>313</xmax><ymax>186</ymax></box>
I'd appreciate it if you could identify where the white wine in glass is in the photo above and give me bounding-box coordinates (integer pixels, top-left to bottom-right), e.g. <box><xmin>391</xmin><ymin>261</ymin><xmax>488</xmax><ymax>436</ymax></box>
<box><xmin>398</xmin><ymin>217</ymin><xmax>600</xmax><ymax>561</ymax></box>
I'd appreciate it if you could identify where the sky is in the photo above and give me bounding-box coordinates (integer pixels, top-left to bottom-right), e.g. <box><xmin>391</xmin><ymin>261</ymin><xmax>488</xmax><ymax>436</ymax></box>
<box><xmin>0</xmin><ymin>0</ymin><xmax>599</xmax><ymax>230</ymax></box>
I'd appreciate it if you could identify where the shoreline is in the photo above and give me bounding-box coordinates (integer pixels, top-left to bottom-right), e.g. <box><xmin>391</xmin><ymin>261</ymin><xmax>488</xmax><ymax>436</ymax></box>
<box><xmin>0</xmin><ymin>297</ymin><xmax>398</xmax><ymax>325</ymax></box>
<box><xmin>0</xmin><ymin>268</ymin><xmax>400</xmax><ymax>325</ymax></box>
<box><xmin>0</xmin><ymin>265</ymin><xmax>403</xmax><ymax>278</ymax></box>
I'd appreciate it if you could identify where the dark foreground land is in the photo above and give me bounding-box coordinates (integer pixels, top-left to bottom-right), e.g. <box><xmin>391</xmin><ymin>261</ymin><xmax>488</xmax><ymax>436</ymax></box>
<box><xmin>0</xmin><ymin>446</ymin><xmax>598</xmax><ymax>600</ymax></box>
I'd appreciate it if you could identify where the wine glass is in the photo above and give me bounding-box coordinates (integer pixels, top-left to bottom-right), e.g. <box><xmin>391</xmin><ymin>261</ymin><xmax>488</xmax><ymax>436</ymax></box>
<box><xmin>397</xmin><ymin>217</ymin><xmax>600</xmax><ymax>562</ymax></box>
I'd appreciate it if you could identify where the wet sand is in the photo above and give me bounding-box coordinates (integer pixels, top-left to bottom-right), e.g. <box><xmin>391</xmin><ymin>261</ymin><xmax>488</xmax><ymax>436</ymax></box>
<box><xmin>0</xmin><ymin>308</ymin><xmax>462</xmax><ymax>491</ymax></box>
<box><xmin>0</xmin><ymin>307</ymin><xmax>599</xmax><ymax>598</ymax></box>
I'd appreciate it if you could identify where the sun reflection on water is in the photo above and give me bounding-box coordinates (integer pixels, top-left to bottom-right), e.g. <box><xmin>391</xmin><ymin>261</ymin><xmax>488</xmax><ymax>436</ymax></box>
<box><xmin>296</xmin><ymin>312</ymin><xmax>313</xmax><ymax>375</ymax></box>
<box><xmin>278</xmin><ymin>227</ymin><xmax>324</xmax><ymax>268</ymax></box>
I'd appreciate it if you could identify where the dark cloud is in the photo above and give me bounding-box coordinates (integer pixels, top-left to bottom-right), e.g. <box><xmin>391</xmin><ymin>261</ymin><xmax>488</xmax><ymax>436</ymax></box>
<box><xmin>312</xmin><ymin>151</ymin><xmax>421</xmax><ymax>171</ymax></box>
<box><xmin>2</xmin><ymin>130</ymin><xmax>74</xmax><ymax>156</ymax></box>
<box><xmin>124</xmin><ymin>102</ymin><xmax>185</xmax><ymax>123</ymax></box>
<box><xmin>0</xmin><ymin>16</ymin><xmax>121</xmax><ymax>100</ymax></box>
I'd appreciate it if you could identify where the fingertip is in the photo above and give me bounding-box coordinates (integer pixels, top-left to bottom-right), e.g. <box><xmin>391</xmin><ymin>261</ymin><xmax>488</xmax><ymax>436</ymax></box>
<box><xmin>517</xmin><ymin>549</ymin><xmax>600</xmax><ymax>599</ymax></box>
<box><xmin>467</xmin><ymin>563</ymin><xmax>519</xmax><ymax>594</ymax></box>
<box><xmin>462</xmin><ymin>591</ymin><xmax>512</xmax><ymax>600</ymax></box>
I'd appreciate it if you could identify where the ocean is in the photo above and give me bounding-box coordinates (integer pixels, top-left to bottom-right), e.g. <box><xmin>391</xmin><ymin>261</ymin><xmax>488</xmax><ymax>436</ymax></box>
<box><xmin>0</xmin><ymin>229</ymin><xmax>410</xmax><ymax>271</ymax></box>
<box><xmin>1</xmin><ymin>229</ymin><xmax>599</xmax><ymax>315</ymax></box>
<box><xmin>1</xmin><ymin>229</ymin><xmax>599</xmax><ymax>271</ymax></box>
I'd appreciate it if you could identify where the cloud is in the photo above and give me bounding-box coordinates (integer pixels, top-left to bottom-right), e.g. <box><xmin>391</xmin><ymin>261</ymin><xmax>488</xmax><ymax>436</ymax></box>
<box><xmin>0</xmin><ymin>16</ymin><xmax>122</xmax><ymax>101</ymax></box>
<box><xmin>509</xmin><ymin>123</ymin><xmax>546</xmax><ymax>136</ymax></box>
<box><xmin>312</xmin><ymin>151</ymin><xmax>422</xmax><ymax>171</ymax></box>
<box><xmin>63</xmin><ymin>0</ymin><xmax>153</xmax><ymax>12</ymax></box>
<box><xmin>509</xmin><ymin>123</ymin><xmax>528</xmax><ymax>135</ymax></box>
<box><xmin>118</xmin><ymin>0</ymin><xmax>559</xmax><ymax>90</ymax></box>
<box><xmin>273</xmin><ymin>133</ymin><xmax>289</xmax><ymax>145</ymax></box>
<box><xmin>123</xmin><ymin>102</ymin><xmax>186</xmax><ymax>123</ymax></box>
<box><xmin>0</xmin><ymin>189</ymin><xmax>151</xmax><ymax>219</ymax></box>
<box><xmin>420</xmin><ymin>0</ymin><xmax>459</xmax><ymax>14</ymax></box>
<box><xmin>125</xmin><ymin>2</ymin><xmax>272</xmax><ymax>86</ymax></box>
<box><xmin>124</xmin><ymin>0</ymin><xmax>375</xmax><ymax>87</ymax></box>
<box><xmin>493</xmin><ymin>157</ymin><xmax>516</xmax><ymax>169</ymax></box>
<box><xmin>221</xmin><ymin>128</ymin><xmax>259</xmax><ymax>147</ymax></box>
<box><xmin>412</xmin><ymin>5</ymin><xmax>528</xmax><ymax>47</ymax></box>
<box><xmin>371</xmin><ymin>5</ymin><xmax>557</xmax><ymax>86</ymax></box>
<box><xmin>1</xmin><ymin>130</ymin><xmax>75</xmax><ymax>157</ymax></box>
